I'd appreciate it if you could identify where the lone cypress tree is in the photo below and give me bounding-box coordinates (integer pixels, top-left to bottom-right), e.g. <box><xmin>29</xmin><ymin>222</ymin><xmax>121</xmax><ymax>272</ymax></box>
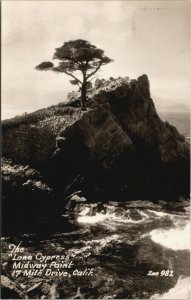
<box><xmin>36</xmin><ymin>39</ymin><xmax>113</xmax><ymax>109</ymax></box>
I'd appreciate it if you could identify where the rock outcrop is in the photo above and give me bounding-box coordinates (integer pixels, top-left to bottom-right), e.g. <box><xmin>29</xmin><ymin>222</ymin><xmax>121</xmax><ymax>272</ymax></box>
<box><xmin>2</xmin><ymin>158</ymin><xmax>74</xmax><ymax>234</ymax></box>
<box><xmin>2</xmin><ymin>75</ymin><xmax>190</xmax><ymax>232</ymax></box>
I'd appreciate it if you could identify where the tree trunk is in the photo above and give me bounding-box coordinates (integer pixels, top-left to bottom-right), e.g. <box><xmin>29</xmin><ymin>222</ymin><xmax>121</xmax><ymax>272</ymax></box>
<box><xmin>81</xmin><ymin>81</ymin><xmax>87</xmax><ymax>110</ymax></box>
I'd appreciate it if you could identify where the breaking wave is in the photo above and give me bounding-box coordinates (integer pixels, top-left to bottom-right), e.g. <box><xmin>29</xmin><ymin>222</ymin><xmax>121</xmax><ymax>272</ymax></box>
<box><xmin>77</xmin><ymin>204</ymin><xmax>174</xmax><ymax>225</ymax></box>
<box><xmin>149</xmin><ymin>222</ymin><xmax>190</xmax><ymax>250</ymax></box>
<box><xmin>78</xmin><ymin>213</ymin><xmax>108</xmax><ymax>224</ymax></box>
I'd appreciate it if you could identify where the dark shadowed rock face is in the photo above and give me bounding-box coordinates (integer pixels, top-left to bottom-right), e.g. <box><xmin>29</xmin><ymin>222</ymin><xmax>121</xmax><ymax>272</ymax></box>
<box><xmin>2</xmin><ymin>75</ymin><xmax>190</xmax><ymax>207</ymax></box>
<box><xmin>1</xmin><ymin>158</ymin><xmax>75</xmax><ymax>234</ymax></box>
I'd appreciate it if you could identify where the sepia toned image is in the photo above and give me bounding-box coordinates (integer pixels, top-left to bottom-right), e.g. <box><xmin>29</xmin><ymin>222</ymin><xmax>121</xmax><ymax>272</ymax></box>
<box><xmin>1</xmin><ymin>1</ymin><xmax>190</xmax><ymax>299</ymax></box>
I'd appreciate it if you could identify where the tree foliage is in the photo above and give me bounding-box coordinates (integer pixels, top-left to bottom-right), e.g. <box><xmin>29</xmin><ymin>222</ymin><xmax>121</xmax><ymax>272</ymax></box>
<box><xmin>36</xmin><ymin>39</ymin><xmax>113</xmax><ymax>109</ymax></box>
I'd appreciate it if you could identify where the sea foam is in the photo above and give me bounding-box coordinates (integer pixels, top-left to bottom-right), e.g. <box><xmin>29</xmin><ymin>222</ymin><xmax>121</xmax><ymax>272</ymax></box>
<box><xmin>149</xmin><ymin>222</ymin><xmax>190</xmax><ymax>250</ymax></box>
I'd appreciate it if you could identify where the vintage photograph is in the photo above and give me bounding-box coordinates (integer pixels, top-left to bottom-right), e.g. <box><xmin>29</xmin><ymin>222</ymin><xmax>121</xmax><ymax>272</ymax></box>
<box><xmin>1</xmin><ymin>1</ymin><xmax>190</xmax><ymax>299</ymax></box>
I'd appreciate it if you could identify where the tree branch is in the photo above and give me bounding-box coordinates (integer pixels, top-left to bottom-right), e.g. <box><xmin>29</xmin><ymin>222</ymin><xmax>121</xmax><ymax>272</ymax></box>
<box><xmin>59</xmin><ymin>70</ymin><xmax>82</xmax><ymax>84</ymax></box>
<box><xmin>86</xmin><ymin>61</ymin><xmax>102</xmax><ymax>79</ymax></box>
<box><xmin>89</xmin><ymin>75</ymin><xmax>99</xmax><ymax>82</ymax></box>
<box><xmin>67</xmin><ymin>73</ymin><xmax>82</xmax><ymax>84</ymax></box>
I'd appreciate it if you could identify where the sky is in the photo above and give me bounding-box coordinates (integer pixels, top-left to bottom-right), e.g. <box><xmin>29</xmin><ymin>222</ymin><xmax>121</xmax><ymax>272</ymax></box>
<box><xmin>2</xmin><ymin>1</ymin><xmax>191</xmax><ymax>119</ymax></box>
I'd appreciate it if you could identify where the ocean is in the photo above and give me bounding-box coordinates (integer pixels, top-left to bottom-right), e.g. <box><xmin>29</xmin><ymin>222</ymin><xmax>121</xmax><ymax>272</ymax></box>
<box><xmin>159</xmin><ymin>111</ymin><xmax>190</xmax><ymax>138</ymax></box>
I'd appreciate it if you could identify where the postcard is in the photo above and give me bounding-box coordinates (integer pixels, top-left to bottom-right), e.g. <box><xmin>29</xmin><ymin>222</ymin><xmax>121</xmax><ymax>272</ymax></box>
<box><xmin>1</xmin><ymin>1</ymin><xmax>190</xmax><ymax>299</ymax></box>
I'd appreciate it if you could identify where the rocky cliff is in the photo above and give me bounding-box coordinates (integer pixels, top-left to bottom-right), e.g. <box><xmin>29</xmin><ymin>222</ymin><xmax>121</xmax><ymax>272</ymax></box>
<box><xmin>2</xmin><ymin>75</ymin><xmax>190</xmax><ymax>232</ymax></box>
